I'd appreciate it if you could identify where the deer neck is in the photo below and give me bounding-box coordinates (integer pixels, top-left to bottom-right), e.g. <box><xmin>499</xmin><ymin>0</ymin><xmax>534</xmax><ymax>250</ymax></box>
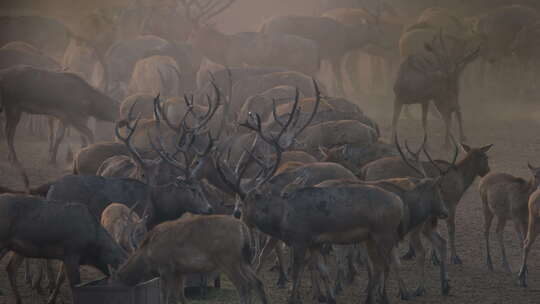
<box><xmin>117</xmin><ymin>251</ymin><xmax>150</xmax><ymax>286</ymax></box>
<box><xmin>245</xmin><ymin>195</ymin><xmax>285</xmax><ymax>239</ymax></box>
<box><xmin>454</xmin><ymin>155</ymin><xmax>481</xmax><ymax>194</ymax></box>
<box><xmin>525</xmin><ymin>177</ymin><xmax>539</xmax><ymax>196</ymax></box>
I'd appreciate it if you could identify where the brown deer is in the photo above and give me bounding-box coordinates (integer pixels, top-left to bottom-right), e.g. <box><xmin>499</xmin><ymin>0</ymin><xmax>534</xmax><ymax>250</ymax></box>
<box><xmin>393</xmin><ymin>30</ymin><xmax>480</xmax><ymax>146</ymax></box>
<box><xmin>101</xmin><ymin>202</ymin><xmax>149</xmax><ymax>253</ymax></box>
<box><xmin>114</xmin><ymin>214</ymin><xmax>267</xmax><ymax>304</ymax></box>
<box><xmin>479</xmin><ymin>163</ymin><xmax>540</xmax><ymax>272</ymax></box>
<box><xmin>518</xmin><ymin>186</ymin><xmax>540</xmax><ymax>287</ymax></box>
<box><xmin>363</xmin><ymin>142</ymin><xmax>493</xmax><ymax>264</ymax></box>
<box><xmin>0</xmin><ymin>65</ymin><xmax>119</xmax><ymax>190</ymax></box>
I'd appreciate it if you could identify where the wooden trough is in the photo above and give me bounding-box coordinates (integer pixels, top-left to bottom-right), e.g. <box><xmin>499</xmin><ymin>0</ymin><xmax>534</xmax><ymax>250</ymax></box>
<box><xmin>72</xmin><ymin>274</ymin><xmax>219</xmax><ymax>304</ymax></box>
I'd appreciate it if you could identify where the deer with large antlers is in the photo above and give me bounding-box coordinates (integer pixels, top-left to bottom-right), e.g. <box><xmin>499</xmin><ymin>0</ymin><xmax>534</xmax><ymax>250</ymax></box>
<box><xmin>393</xmin><ymin>30</ymin><xmax>480</xmax><ymax>146</ymax></box>
<box><xmin>363</xmin><ymin>139</ymin><xmax>493</xmax><ymax>265</ymax></box>
<box><xmin>213</xmin><ymin>81</ymin><xmax>410</xmax><ymax>304</ymax></box>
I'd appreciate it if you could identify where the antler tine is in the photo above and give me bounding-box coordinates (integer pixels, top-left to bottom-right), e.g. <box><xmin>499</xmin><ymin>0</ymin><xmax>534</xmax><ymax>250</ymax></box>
<box><xmin>214</xmin><ymin>150</ymin><xmax>245</xmax><ymax>199</ymax></box>
<box><xmin>198</xmin><ymin>0</ymin><xmax>237</xmax><ymax>23</ymax></box>
<box><xmin>147</xmin><ymin>129</ymin><xmax>189</xmax><ymax>177</ymax></box>
<box><xmin>192</xmin><ymin>82</ymin><xmax>221</xmax><ymax>132</ymax></box>
<box><xmin>274</xmin><ymin>87</ymin><xmax>301</xmax><ymax>143</ymax></box>
<box><xmin>115</xmin><ymin>101</ymin><xmax>146</xmax><ymax>171</ymax></box>
<box><xmin>127</xmin><ymin>201</ymin><xmax>141</xmax><ymax>223</ymax></box>
<box><xmin>290</xmin><ymin>79</ymin><xmax>321</xmax><ymax>142</ymax></box>
<box><xmin>394</xmin><ymin>132</ymin><xmax>427</xmax><ymax>177</ymax></box>
<box><xmin>448</xmin><ymin>133</ymin><xmax>459</xmax><ymax>167</ymax></box>
<box><xmin>272</xmin><ymin>98</ymin><xmax>286</xmax><ymax>129</ymax></box>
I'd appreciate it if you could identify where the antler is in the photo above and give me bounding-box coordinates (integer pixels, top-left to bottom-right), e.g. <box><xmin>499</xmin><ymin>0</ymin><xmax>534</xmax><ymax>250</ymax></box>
<box><xmin>394</xmin><ymin>132</ymin><xmax>428</xmax><ymax>177</ymax></box>
<box><xmin>422</xmin><ymin>134</ymin><xmax>459</xmax><ymax>176</ymax></box>
<box><xmin>115</xmin><ymin>100</ymin><xmax>148</xmax><ymax>181</ymax></box>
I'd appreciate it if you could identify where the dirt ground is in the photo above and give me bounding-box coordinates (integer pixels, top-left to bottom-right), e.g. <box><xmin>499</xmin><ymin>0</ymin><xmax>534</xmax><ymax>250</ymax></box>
<box><xmin>1</xmin><ymin>97</ymin><xmax>540</xmax><ymax>304</ymax></box>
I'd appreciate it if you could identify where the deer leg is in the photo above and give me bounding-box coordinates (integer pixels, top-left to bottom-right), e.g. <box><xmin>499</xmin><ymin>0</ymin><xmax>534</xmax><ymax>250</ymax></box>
<box><xmin>312</xmin><ymin>249</ymin><xmax>335</xmax><ymax>304</ymax></box>
<box><xmin>289</xmin><ymin>245</ymin><xmax>308</xmax><ymax>304</ymax></box>
<box><xmin>4</xmin><ymin>108</ymin><xmax>28</xmax><ymax>191</ymax></box>
<box><xmin>71</xmin><ymin>119</ymin><xmax>95</xmax><ymax>147</ymax></box>
<box><xmin>47</xmin><ymin>117</ymin><xmax>56</xmax><ymax>156</ymax></box>
<box><xmin>46</xmin><ymin>263</ymin><xmax>66</xmax><ymax>304</ymax></box>
<box><xmin>496</xmin><ymin>217</ymin><xmax>511</xmax><ymax>272</ymax></box>
<box><xmin>421</xmin><ymin>102</ymin><xmax>429</xmax><ymax>137</ymax></box>
<box><xmin>224</xmin><ymin>266</ymin><xmax>251</xmax><ymax>304</ymax></box>
<box><xmin>48</xmin><ymin>120</ymin><xmax>66</xmax><ymax>165</ymax></box>
<box><xmin>330</xmin><ymin>56</ymin><xmax>345</xmax><ymax>97</ymax></box>
<box><xmin>519</xmin><ymin>218</ymin><xmax>539</xmax><ymax>287</ymax></box>
<box><xmin>176</xmin><ymin>275</ymin><xmax>186</xmax><ymax>304</ymax></box>
<box><xmin>274</xmin><ymin>241</ymin><xmax>289</xmax><ymax>288</ymax></box>
<box><xmin>484</xmin><ymin>207</ymin><xmax>494</xmax><ymax>270</ymax></box>
<box><xmin>364</xmin><ymin>240</ymin><xmax>387</xmax><ymax>304</ymax></box>
<box><xmin>333</xmin><ymin>245</ymin><xmax>347</xmax><ymax>295</ymax></box>
<box><xmin>445</xmin><ymin>206</ymin><xmax>461</xmax><ymax>264</ymax></box>
<box><xmin>344</xmin><ymin>51</ymin><xmax>364</xmax><ymax>98</ymax></box>
<box><xmin>402</xmin><ymin>238</ymin><xmax>417</xmax><ymax>260</ymax></box>
<box><xmin>391</xmin><ymin>99</ymin><xmax>403</xmax><ymax>141</ymax></box>
<box><xmin>423</xmin><ymin>221</ymin><xmax>450</xmax><ymax>296</ymax></box>
<box><xmin>455</xmin><ymin>107</ymin><xmax>467</xmax><ymax>143</ymax></box>
<box><xmin>409</xmin><ymin>226</ymin><xmax>426</xmax><ymax>297</ymax></box>
<box><xmin>6</xmin><ymin>252</ymin><xmax>24</xmax><ymax>304</ymax></box>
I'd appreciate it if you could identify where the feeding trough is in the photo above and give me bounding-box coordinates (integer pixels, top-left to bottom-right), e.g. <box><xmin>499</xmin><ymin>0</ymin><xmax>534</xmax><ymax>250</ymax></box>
<box><xmin>72</xmin><ymin>273</ymin><xmax>219</xmax><ymax>304</ymax></box>
<box><xmin>72</xmin><ymin>278</ymin><xmax>162</xmax><ymax>304</ymax></box>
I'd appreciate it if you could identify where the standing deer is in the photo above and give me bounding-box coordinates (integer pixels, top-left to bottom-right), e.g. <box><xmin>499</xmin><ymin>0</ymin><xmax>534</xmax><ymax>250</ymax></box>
<box><xmin>0</xmin><ymin>65</ymin><xmax>119</xmax><ymax>190</ymax></box>
<box><xmin>363</xmin><ymin>142</ymin><xmax>493</xmax><ymax>264</ymax></box>
<box><xmin>479</xmin><ymin>163</ymin><xmax>540</xmax><ymax>272</ymax></box>
<box><xmin>259</xmin><ymin>13</ymin><xmax>380</xmax><ymax>95</ymax></box>
<box><xmin>393</xmin><ymin>31</ymin><xmax>479</xmax><ymax>146</ymax></box>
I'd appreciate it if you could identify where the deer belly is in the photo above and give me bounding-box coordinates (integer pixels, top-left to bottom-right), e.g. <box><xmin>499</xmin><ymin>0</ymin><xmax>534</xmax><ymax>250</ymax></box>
<box><xmin>314</xmin><ymin>227</ymin><xmax>369</xmax><ymax>244</ymax></box>
<box><xmin>9</xmin><ymin>240</ymin><xmax>64</xmax><ymax>259</ymax></box>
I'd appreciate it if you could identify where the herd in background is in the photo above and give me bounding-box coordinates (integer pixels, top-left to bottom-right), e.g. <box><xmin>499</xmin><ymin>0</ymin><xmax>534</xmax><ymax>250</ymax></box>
<box><xmin>1</xmin><ymin>0</ymin><xmax>540</xmax><ymax>304</ymax></box>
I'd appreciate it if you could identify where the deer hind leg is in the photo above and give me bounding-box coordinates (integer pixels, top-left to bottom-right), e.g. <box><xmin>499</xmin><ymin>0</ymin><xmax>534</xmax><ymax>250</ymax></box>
<box><xmin>46</xmin><ymin>263</ymin><xmax>66</xmax><ymax>304</ymax></box>
<box><xmin>445</xmin><ymin>205</ymin><xmax>461</xmax><ymax>264</ymax></box>
<box><xmin>71</xmin><ymin>118</ymin><xmax>95</xmax><ymax>147</ymax></box>
<box><xmin>483</xmin><ymin>205</ymin><xmax>495</xmax><ymax>270</ymax></box>
<box><xmin>6</xmin><ymin>252</ymin><xmax>25</xmax><ymax>304</ymax></box>
<box><xmin>311</xmin><ymin>249</ymin><xmax>335</xmax><ymax>304</ymax></box>
<box><xmin>223</xmin><ymin>265</ymin><xmax>251</xmax><ymax>304</ymax></box>
<box><xmin>364</xmin><ymin>240</ymin><xmax>387</xmax><ymax>304</ymax></box>
<box><xmin>391</xmin><ymin>99</ymin><xmax>404</xmax><ymax>141</ymax></box>
<box><xmin>496</xmin><ymin>217</ymin><xmax>511</xmax><ymax>272</ymax></box>
<box><xmin>240</xmin><ymin>262</ymin><xmax>268</xmax><ymax>304</ymax></box>
<box><xmin>519</xmin><ymin>213</ymin><xmax>539</xmax><ymax>287</ymax></box>
<box><xmin>423</xmin><ymin>220</ymin><xmax>450</xmax><ymax>295</ymax></box>
<box><xmin>288</xmin><ymin>245</ymin><xmax>308</xmax><ymax>304</ymax></box>
<box><xmin>409</xmin><ymin>226</ymin><xmax>427</xmax><ymax>297</ymax></box>
<box><xmin>48</xmin><ymin>120</ymin><xmax>67</xmax><ymax>165</ymax></box>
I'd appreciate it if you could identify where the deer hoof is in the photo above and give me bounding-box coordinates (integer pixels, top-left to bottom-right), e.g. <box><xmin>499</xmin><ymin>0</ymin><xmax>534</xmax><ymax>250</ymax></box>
<box><xmin>276</xmin><ymin>277</ymin><xmax>288</xmax><ymax>289</ymax></box>
<box><xmin>441</xmin><ymin>280</ymin><xmax>451</xmax><ymax>296</ymax></box>
<box><xmin>451</xmin><ymin>255</ymin><xmax>462</xmax><ymax>265</ymax></box>
<box><xmin>414</xmin><ymin>287</ymin><xmax>426</xmax><ymax>297</ymax></box>
<box><xmin>402</xmin><ymin>250</ymin><xmax>416</xmax><ymax>261</ymax></box>
<box><xmin>518</xmin><ymin>267</ymin><xmax>528</xmax><ymax>288</ymax></box>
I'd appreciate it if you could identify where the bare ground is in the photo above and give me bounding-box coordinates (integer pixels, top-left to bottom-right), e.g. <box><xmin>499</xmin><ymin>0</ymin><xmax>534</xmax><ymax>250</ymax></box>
<box><xmin>1</xmin><ymin>99</ymin><xmax>540</xmax><ymax>304</ymax></box>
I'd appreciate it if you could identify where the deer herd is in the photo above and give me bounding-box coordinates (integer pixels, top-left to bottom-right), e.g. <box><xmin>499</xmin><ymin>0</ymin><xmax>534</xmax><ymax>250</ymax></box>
<box><xmin>0</xmin><ymin>0</ymin><xmax>539</xmax><ymax>304</ymax></box>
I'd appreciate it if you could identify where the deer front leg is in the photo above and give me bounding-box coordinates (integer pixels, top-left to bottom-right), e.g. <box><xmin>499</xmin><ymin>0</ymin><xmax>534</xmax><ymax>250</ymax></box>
<box><xmin>423</xmin><ymin>221</ymin><xmax>450</xmax><ymax>296</ymax></box>
<box><xmin>519</xmin><ymin>219</ymin><xmax>539</xmax><ymax>287</ymax></box>
<box><xmin>6</xmin><ymin>252</ymin><xmax>24</xmax><ymax>304</ymax></box>
<box><xmin>289</xmin><ymin>245</ymin><xmax>308</xmax><ymax>304</ymax></box>
<box><xmin>446</xmin><ymin>206</ymin><xmax>462</xmax><ymax>264</ymax></box>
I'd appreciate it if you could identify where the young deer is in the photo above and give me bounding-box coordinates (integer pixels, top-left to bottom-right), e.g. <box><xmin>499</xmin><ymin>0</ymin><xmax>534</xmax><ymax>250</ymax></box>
<box><xmin>479</xmin><ymin>163</ymin><xmax>540</xmax><ymax>272</ymax></box>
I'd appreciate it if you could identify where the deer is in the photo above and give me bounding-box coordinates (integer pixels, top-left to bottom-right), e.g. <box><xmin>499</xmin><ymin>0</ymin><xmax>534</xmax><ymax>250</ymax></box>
<box><xmin>313</xmin><ymin>134</ymin><xmax>451</xmax><ymax>298</ymax></box>
<box><xmin>0</xmin><ymin>193</ymin><xmax>127</xmax><ymax>304</ymax></box>
<box><xmin>127</xmin><ymin>55</ymin><xmax>183</xmax><ymax>99</ymax></box>
<box><xmin>72</xmin><ymin>142</ymin><xmax>131</xmax><ymax>175</ymax></box>
<box><xmin>518</xmin><ymin>186</ymin><xmax>540</xmax><ymax>287</ymax></box>
<box><xmin>213</xmin><ymin>83</ymin><xmax>410</xmax><ymax>304</ymax></box>
<box><xmin>101</xmin><ymin>202</ymin><xmax>149</xmax><ymax>253</ymax></box>
<box><xmin>393</xmin><ymin>30</ymin><xmax>480</xmax><ymax>147</ymax></box>
<box><xmin>363</xmin><ymin>140</ymin><xmax>493</xmax><ymax>265</ymax></box>
<box><xmin>0</xmin><ymin>65</ymin><xmax>119</xmax><ymax>190</ymax></box>
<box><xmin>478</xmin><ymin>163</ymin><xmax>540</xmax><ymax>272</ymax></box>
<box><xmin>114</xmin><ymin>214</ymin><xmax>267</xmax><ymax>304</ymax></box>
<box><xmin>259</xmin><ymin>8</ymin><xmax>382</xmax><ymax>95</ymax></box>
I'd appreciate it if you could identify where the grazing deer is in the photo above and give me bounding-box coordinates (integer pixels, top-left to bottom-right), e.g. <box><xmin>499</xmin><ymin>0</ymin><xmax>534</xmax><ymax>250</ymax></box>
<box><xmin>0</xmin><ymin>65</ymin><xmax>119</xmax><ymax>190</ymax></box>
<box><xmin>394</xmin><ymin>30</ymin><xmax>479</xmax><ymax>146</ymax></box>
<box><xmin>101</xmin><ymin>203</ymin><xmax>149</xmax><ymax>253</ymax></box>
<box><xmin>518</xmin><ymin>186</ymin><xmax>540</xmax><ymax>287</ymax></box>
<box><xmin>0</xmin><ymin>194</ymin><xmax>127</xmax><ymax>304</ymax></box>
<box><xmin>114</xmin><ymin>214</ymin><xmax>267</xmax><ymax>304</ymax></box>
<box><xmin>479</xmin><ymin>163</ymin><xmax>540</xmax><ymax>272</ymax></box>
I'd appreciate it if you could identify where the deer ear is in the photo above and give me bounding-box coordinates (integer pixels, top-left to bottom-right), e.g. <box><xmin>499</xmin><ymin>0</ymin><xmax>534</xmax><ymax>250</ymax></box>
<box><xmin>480</xmin><ymin>144</ymin><xmax>493</xmax><ymax>153</ymax></box>
<box><xmin>461</xmin><ymin>143</ymin><xmax>472</xmax><ymax>153</ymax></box>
